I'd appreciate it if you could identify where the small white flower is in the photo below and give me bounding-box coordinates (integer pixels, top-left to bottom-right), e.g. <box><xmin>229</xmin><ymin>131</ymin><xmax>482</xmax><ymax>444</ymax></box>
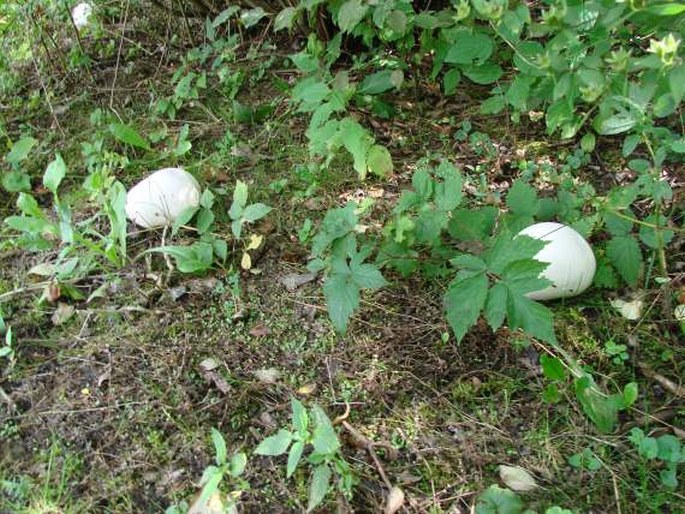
<box><xmin>72</xmin><ymin>2</ymin><xmax>93</xmax><ymax>28</ymax></box>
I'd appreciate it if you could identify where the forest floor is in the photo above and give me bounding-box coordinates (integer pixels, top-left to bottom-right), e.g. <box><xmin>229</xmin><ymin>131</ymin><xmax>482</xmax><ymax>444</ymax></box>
<box><xmin>0</xmin><ymin>6</ymin><xmax>684</xmax><ymax>514</ymax></box>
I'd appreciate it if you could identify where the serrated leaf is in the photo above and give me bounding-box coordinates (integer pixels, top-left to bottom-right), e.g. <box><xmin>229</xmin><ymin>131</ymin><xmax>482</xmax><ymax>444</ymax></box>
<box><xmin>108</xmin><ymin>123</ymin><xmax>150</xmax><ymax>149</ymax></box>
<box><xmin>254</xmin><ymin>429</ymin><xmax>293</xmax><ymax>456</ymax></box>
<box><xmin>359</xmin><ymin>70</ymin><xmax>402</xmax><ymax>95</ymax></box>
<box><xmin>243</xmin><ymin>203</ymin><xmax>272</xmax><ymax>223</ymax></box>
<box><xmin>506</xmin><ymin>181</ymin><xmax>539</xmax><ymax>218</ymax></box>
<box><xmin>6</xmin><ymin>137</ymin><xmax>37</xmax><ymax>165</ymax></box>
<box><xmin>367</xmin><ymin>144</ymin><xmax>393</xmax><ymax>177</ymax></box>
<box><xmin>307</xmin><ymin>464</ymin><xmax>332</xmax><ymax>512</ymax></box>
<box><xmin>444</xmin><ymin>273</ymin><xmax>488</xmax><ymax>342</ymax></box>
<box><xmin>506</xmin><ymin>290</ymin><xmax>557</xmax><ymax>344</ymax></box>
<box><xmin>43</xmin><ymin>155</ymin><xmax>67</xmax><ymax>194</ymax></box>
<box><xmin>606</xmin><ymin>236</ymin><xmax>642</xmax><ymax>286</ymax></box>
<box><xmin>323</xmin><ymin>273</ymin><xmax>359</xmax><ymax>333</ymax></box>
<box><xmin>485</xmin><ymin>282</ymin><xmax>507</xmax><ymax>331</ymax></box>
<box><xmin>287</xmin><ymin>441</ymin><xmax>305</xmax><ymax>478</ymax></box>
<box><xmin>350</xmin><ymin>262</ymin><xmax>387</xmax><ymax>290</ymax></box>
<box><xmin>595</xmin><ymin>112</ymin><xmax>636</xmax><ymax>135</ymax></box>
<box><xmin>434</xmin><ymin>161</ymin><xmax>463</xmax><ymax>211</ymax></box>
<box><xmin>448</xmin><ymin>207</ymin><xmax>497</xmax><ymax>241</ymax></box>
<box><xmin>311</xmin><ymin>405</ymin><xmax>340</xmax><ymax>455</ymax></box>
<box><xmin>338</xmin><ymin>118</ymin><xmax>374</xmax><ymax>179</ymax></box>
<box><xmin>486</xmin><ymin>234</ymin><xmax>546</xmax><ymax>275</ymax></box>
<box><xmin>196</xmin><ymin>209</ymin><xmax>214</xmax><ymax>234</ymax></box>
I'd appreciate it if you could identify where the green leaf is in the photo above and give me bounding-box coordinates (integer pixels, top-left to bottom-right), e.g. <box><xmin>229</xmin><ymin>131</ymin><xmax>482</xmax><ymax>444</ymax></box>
<box><xmin>196</xmin><ymin>209</ymin><xmax>214</xmax><ymax>234</ymax></box>
<box><xmin>254</xmin><ymin>429</ymin><xmax>293</xmax><ymax>456</ymax></box>
<box><xmin>307</xmin><ymin>464</ymin><xmax>332</xmax><ymax>512</ymax></box>
<box><xmin>240</xmin><ymin>7</ymin><xmax>266</xmax><ymax>28</ymax></box>
<box><xmin>506</xmin><ymin>181</ymin><xmax>539</xmax><ymax>218</ymax></box>
<box><xmin>501</xmin><ymin>259</ymin><xmax>551</xmax><ymax>295</ymax></box>
<box><xmin>444</xmin><ymin>273</ymin><xmax>488</xmax><ymax>342</ymax></box>
<box><xmin>6</xmin><ymin>137</ymin><xmax>37</xmax><ymax>165</ymax></box>
<box><xmin>174</xmin><ymin>124</ymin><xmax>191</xmax><ymax>156</ymax></box>
<box><xmin>213</xmin><ymin>239</ymin><xmax>227</xmax><ymax>261</ymax></box>
<box><xmin>149</xmin><ymin>243</ymin><xmax>214</xmax><ymax>273</ymax></box>
<box><xmin>506</xmin><ymin>291</ymin><xmax>557</xmax><ymax>344</ymax></box>
<box><xmin>445</xmin><ymin>32</ymin><xmax>493</xmax><ymax>64</ymax></box>
<box><xmin>480</xmin><ymin>95</ymin><xmax>505</xmax><ymax>114</ymax></box>
<box><xmin>580</xmin><ymin>133</ymin><xmax>596</xmax><ymax>153</ymax></box>
<box><xmin>229</xmin><ymin>180</ymin><xmax>248</xmax><ymax>220</ymax></box>
<box><xmin>311</xmin><ymin>405</ymin><xmax>340</xmax><ymax>455</ymax></box>
<box><xmin>595</xmin><ymin>112</ymin><xmax>636</xmax><ymax>135</ymax></box>
<box><xmin>323</xmin><ymin>273</ymin><xmax>360</xmax><ymax>333</ymax></box>
<box><xmin>475</xmin><ymin>485</ymin><xmax>524</xmax><ymax>514</ymax></box>
<box><xmin>350</xmin><ymin>262</ymin><xmax>387</xmax><ymax>290</ymax></box>
<box><xmin>366</xmin><ymin>144</ymin><xmax>393</xmax><ymax>177</ymax></box>
<box><xmin>287</xmin><ymin>441</ymin><xmax>305</xmax><ymax>478</ymax></box>
<box><xmin>229</xmin><ymin>452</ymin><xmax>247</xmax><ymax>477</ymax></box>
<box><xmin>505</xmin><ymin>76</ymin><xmax>531</xmax><ymax>110</ymax></box>
<box><xmin>486</xmin><ymin>234</ymin><xmax>546</xmax><ymax>275</ymax></box>
<box><xmin>485</xmin><ymin>282</ymin><xmax>507</xmax><ymax>331</ymax></box>
<box><xmin>108</xmin><ymin>123</ymin><xmax>150</xmax><ymax>149</ymax></box>
<box><xmin>338</xmin><ymin>0</ymin><xmax>367</xmax><ymax>33</ymax></box>
<box><xmin>211</xmin><ymin>428</ymin><xmax>227</xmax><ymax>465</ymax></box>
<box><xmin>622</xmin><ymin>134</ymin><xmax>640</xmax><ymax>157</ymax></box>
<box><xmin>311</xmin><ymin>203</ymin><xmax>358</xmax><ymax>257</ymax></box>
<box><xmin>275</xmin><ymin>6</ymin><xmax>298</xmax><ymax>31</ymax></box>
<box><xmin>292</xmin><ymin>78</ymin><xmax>330</xmax><ymax>111</ymax></box>
<box><xmin>16</xmin><ymin>193</ymin><xmax>42</xmax><ymax>218</ymax></box>
<box><xmin>434</xmin><ymin>161</ymin><xmax>463</xmax><ymax>211</ymax></box>
<box><xmin>623</xmin><ymin>382</ymin><xmax>638</xmax><ymax>407</ymax></box>
<box><xmin>171</xmin><ymin>206</ymin><xmax>199</xmax><ymax>236</ymax></box>
<box><xmin>448</xmin><ymin>207</ymin><xmax>497</xmax><ymax>241</ymax></box>
<box><xmin>574</xmin><ymin>375</ymin><xmax>619</xmax><ymax>434</ymax></box>
<box><xmin>463</xmin><ymin>62</ymin><xmax>503</xmax><ymax>84</ymax></box>
<box><xmin>669</xmin><ymin>64</ymin><xmax>685</xmax><ymax>104</ymax></box>
<box><xmin>443</xmin><ymin>68</ymin><xmax>461</xmax><ymax>95</ymax></box>
<box><xmin>359</xmin><ymin>70</ymin><xmax>402</xmax><ymax>95</ymax></box>
<box><xmin>243</xmin><ymin>203</ymin><xmax>272</xmax><ymax>223</ymax></box>
<box><xmin>338</xmin><ymin>118</ymin><xmax>374</xmax><ymax>179</ymax></box>
<box><xmin>291</xmin><ymin>397</ymin><xmax>308</xmax><ymax>434</ymax></box>
<box><xmin>540</xmin><ymin>355</ymin><xmax>566</xmax><ymax>381</ymax></box>
<box><xmin>638</xmin><ymin>214</ymin><xmax>674</xmax><ymax>249</ymax></box>
<box><xmin>3</xmin><ymin>171</ymin><xmax>31</xmax><ymax>192</ymax></box>
<box><xmin>656</xmin><ymin>435</ymin><xmax>682</xmax><ymax>464</ymax></box>
<box><xmin>43</xmin><ymin>155</ymin><xmax>67</xmax><ymax>194</ymax></box>
<box><xmin>606</xmin><ymin>236</ymin><xmax>642</xmax><ymax>286</ymax></box>
<box><xmin>646</xmin><ymin>3</ymin><xmax>685</xmax><ymax>15</ymax></box>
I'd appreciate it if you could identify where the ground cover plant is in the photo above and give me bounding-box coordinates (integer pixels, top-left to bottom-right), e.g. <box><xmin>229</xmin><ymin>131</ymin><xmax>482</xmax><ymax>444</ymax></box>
<box><xmin>0</xmin><ymin>0</ymin><xmax>684</xmax><ymax>513</ymax></box>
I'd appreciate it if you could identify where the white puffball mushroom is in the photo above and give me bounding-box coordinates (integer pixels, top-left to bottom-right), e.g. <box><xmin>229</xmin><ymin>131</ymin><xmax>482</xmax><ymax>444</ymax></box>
<box><xmin>125</xmin><ymin>168</ymin><xmax>201</xmax><ymax>229</ymax></box>
<box><xmin>517</xmin><ymin>222</ymin><xmax>596</xmax><ymax>301</ymax></box>
<box><xmin>72</xmin><ymin>2</ymin><xmax>93</xmax><ymax>28</ymax></box>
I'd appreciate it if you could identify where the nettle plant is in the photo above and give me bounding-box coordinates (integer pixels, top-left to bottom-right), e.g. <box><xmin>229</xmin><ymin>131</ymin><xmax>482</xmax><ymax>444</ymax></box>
<box><xmin>310</xmin><ymin>160</ymin><xmax>640</xmax><ymax>432</ymax></box>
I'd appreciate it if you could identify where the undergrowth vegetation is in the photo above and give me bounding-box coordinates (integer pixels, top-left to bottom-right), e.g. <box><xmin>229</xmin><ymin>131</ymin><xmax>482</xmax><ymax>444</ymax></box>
<box><xmin>0</xmin><ymin>0</ymin><xmax>683</xmax><ymax>513</ymax></box>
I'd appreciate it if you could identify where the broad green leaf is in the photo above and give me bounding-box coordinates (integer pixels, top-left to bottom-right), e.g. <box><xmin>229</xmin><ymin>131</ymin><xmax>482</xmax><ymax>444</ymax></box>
<box><xmin>647</xmin><ymin>3</ymin><xmax>685</xmax><ymax>15</ymax></box>
<box><xmin>307</xmin><ymin>464</ymin><xmax>332</xmax><ymax>512</ymax></box>
<box><xmin>506</xmin><ymin>181</ymin><xmax>539</xmax><ymax>218</ymax></box>
<box><xmin>604</xmin><ymin>211</ymin><xmax>633</xmax><ymax>236</ymax></box>
<box><xmin>212</xmin><ymin>6</ymin><xmax>240</xmax><ymax>27</ymax></box>
<box><xmin>656</xmin><ymin>435</ymin><xmax>682</xmax><ymax>464</ymax></box>
<box><xmin>486</xmin><ymin>234</ymin><xmax>546</xmax><ymax>275</ymax></box>
<box><xmin>444</xmin><ymin>273</ymin><xmax>488</xmax><ymax>342</ymax></box>
<box><xmin>323</xmin><ymin>273</ymin><xmax>359</xmax><ymax>333</ymax></box>
<box><xmin>594</xmin><ymin>112</ymin><xmax>636</xmax><ymax>135</ymax></box>
<box><xmin>311</xmin><ymin>405</ymin><xmax>340</xmax><ymax>455</ymax></box>
<box><xmin>196</xmin><ymin>467</ymin><xmax>223</xmax><ymax>507</ymax></box>
<box><xmin>108</xmin><ymin>123</ymin><xmax>150</xmax><ymax>149</ymax></box>
<box><xmin>485</xmin><ymin>282</ymin><xmax>507</xmax><ymax>331</ymax></box>
<box><xmin>242</xmin><ymin>203</ymin><xmax>272</xmax><ymax>223</ymax></box>
<box><xmin>17</xmin><ymin>193</ymin><xmax>42</xmax><ymax>218</ymax></box>
<box><xmin>43</xmin><ymin>155</ymin><xmax>67</xmax><ymax>194</ymax></box>
<box><xmin>414</xmin><ymin>209</ymin><xmax>448</xmax><ymax>243</ymax></box>
<box><xmin>480</xmin><ymin>95</ymin><xmax>505</xmax><ymax>114</ymax></box>
<box><xmin>638</xmin><ymin>214</ymin><xmax>674</xmax><ymax>249</ymax></box>
<box><xmin>229</xmin><ymin>452</ymin><xmax>247</xmax><ymax>476</ymax></box>
<box><xmin>2</xmin><ymin>171</ymin><xmax>31</xmax><ymax>192</ymax></box>
<box><xmin>211</xmin><ymin>428</ymin><xmax>227</xmax><ymax>465</ymax></box>
<box><xmin>6</xmin><ymin>137</ymin><xmax>37</xmax><ymax>165</ymax></box>
<box><xmin>290</xmin><ymin>52</ymin><xmax>320</xmax><ymax>74</ymax></box>
<box><xmin>149</xmin><ymin>243</ymin><xmax>213</xmax><ymax>273</ymax></box>
<box><xmin>434</xmin><ymin>161</ymin><xmax>463</xmax><ymax>212</ymax></box>
<box><xmin>287</xmin><ymin>441</ymin><xmax>305</xmax><ymax>478</ymax></box>
<box><xmin>229</xmin><ymin>180</ymin><xmax>248</xmax><ymax>220</ymax></box>
<box><xmin>275</xmin><ymin>7</ymin><xmax>299</xmax><ymax>31</ymax></box>
<box><xmin>338</xmin><ymin>118</ymin><xmax>374</xmax><ymax>179</ymax></box>
<box><xmin>506</xmin><ymin>291</ymin><xmax>557</xmax><ymax>344</ymax></box>
<box><xmin>171</xmin><ymin>206</ymin><xmax>199</xmax><ymax>236</ymax></box>
<box><xmin>444</xmin><ymin>31</ymin><xmax>493</xmax><ymax>64</ymax></box>
<box><xmin>622</xmin><ymin>134</ymin><xmax>640</xmax><ymax>157</ymax></box>
<box><xmin>254</xmin><ymin>428</ymin><xmax>293</xmax><ymax>456</ymax></box>
<box><xmin>540</xmin><ymin>355</ymin><xmax>566</xmax><ymax>381</ymax></box>
<box><xmin>451</xmin><ymin>254</ymin><xmax>487</xmax><ymax>272</ymax></box>
<box><xmin>292</xmin><ymin>78</ymin><xmax>330</xmax><ymax>111</ymax></box>
<box><xmin>443</xmin><ymin>68</ymin><xmax>461</xmax><ymax>95</ymax></box>
<box><xmin>240</xmin><ymin>7</ymin><xmax>266</xmax><ymax>28</ymax></box>
<box><xmin>623</xmin><ymin>382</ymin><xmax>638</xmax><ymax>407</ymax></box>
<box><xmin>338</xmin><ymin>0</ymin><xmax>368</xmax><ymax>33</ymax></box>
<box><xmin>291</xmin><ymin>397</ymin><xmax>308</xmax><ymax>434</ymax></box>
<box><xmin>574</xmin><ymin>375</ymin><xmax>619</xmax><ymax>434</ymax></box>
<box><xmin>412</xmin><ymin>168</ymin><xmax>432</xmax><ymax>200</ymax></box>
<box><xmin>350</xmin><ymin>262</ymin><xmax>387</xmax><ymax>290</ymax></box>
<box><xmin>505</xmin><ymin>76</ymin><xmax>531</xmax><ymax>110</ymax></box>
<box><xmin>366</xmin><ymin>144</ymin><xmax>393</xmax><ymax>177</ymax></box>
<box><xmin>196</xmin><ymin>209</ymin><xmax>214</xmax><ymax>234</ymax></box>
<box><xmin>448</xmin><ymin>207</ymin><xmax>497</xmax><ymax>241</ymax></box>
<box><xmin>475</xmin><ymin>485</ymin><xmax>524</xmax><ymax>514</ymax></box>
<box><xmin>606</xmin><ymin>235</ymin><xmax>642</xmax><ymax>285</ymax></box>
<box><xmin>669</xmin><ymin>64</ymin><xmax>685</xmax><ymax>104</ymax></box>
<box><xmin>213</xmin><ymin>239</ymin><xmax>227</xmax><ymax>261</ymax></box>
<box><xmin>502</xmin><ymin>259</ymin><xmax>550</xmax><ymax>296</ymax></box>
<box><xmin>359</xmin><ymin>70</ymin><xmax>403</xmax><ymax>95</ymax></box>
<box><xmin>311</xmin><ymin>203</ymin><xmax>358</xmax><ymax>257</ymax></box>
<box><xmin>580</xmin><ymin>133</ymin><xmax>596</xmax><ymax>153</ymax></box>
<box><xmin>463</xmin><ymin>62</ymin><xmax>503</xmax><ymax>84</ymax></box>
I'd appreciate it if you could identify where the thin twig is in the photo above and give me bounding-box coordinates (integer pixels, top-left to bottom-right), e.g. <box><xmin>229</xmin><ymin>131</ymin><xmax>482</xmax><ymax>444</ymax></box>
<box><xmin>110</xmin><ymin>0</ymin><xmax>130</xmax><ymax>109</ymax></box>
<box><xmin>30</xmin><ymin>53</ymin><xmax>65</xmax><ymax>138</ymax></box>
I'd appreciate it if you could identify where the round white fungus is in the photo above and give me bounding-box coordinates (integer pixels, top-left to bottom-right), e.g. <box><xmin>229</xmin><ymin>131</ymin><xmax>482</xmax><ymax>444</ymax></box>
<box><xmin>125</xmin><ymin>168</ymin><xmax>201</xmax><ymax>229</ymax></box>
<box><xmin>517</xmin><ymin>222</ymin><xmax>596</xmax><ymax>301</ymax></box>
<box><xmin>72</xmin><ymin>2</ymin><xmax>93</xmax><ymax>28</ymax></box>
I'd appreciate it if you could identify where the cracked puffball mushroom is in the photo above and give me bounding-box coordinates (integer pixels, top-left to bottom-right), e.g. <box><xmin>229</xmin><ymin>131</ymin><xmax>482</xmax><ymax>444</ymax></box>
<box><xmin>517</xmin><ymin>222</ymin><xmax>596</xmax><ymax>301</ymax></box>
<box><xmin>125</xmin><ymin>168</ymin><xmax>201</xmax><ymax>229</ymax></box>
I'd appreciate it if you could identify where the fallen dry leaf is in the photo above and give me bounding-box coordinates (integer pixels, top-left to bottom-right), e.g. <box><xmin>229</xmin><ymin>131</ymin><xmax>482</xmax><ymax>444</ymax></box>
<box><xmin>249</xmin><ymin>324</ymin><xmax>270</xmax><ymax>337</ymax></box>
<box><xmin>51</xmin><ymin>302</ymin><xmax>75</xmax><ymax>326</ymax></box>
<box><xmin>610</xmin><ymin>297</ymin><xmax>643</xmax><ymax>321</ymax></box>
<box><xmin>279</xmin><ymin>272</ymin><xmax>316</xmax><ymax>292</ymax></box>
<box><xmin>498</xmin><ymin>465</ymin><xmax>538</xmax><ymax>492</ymax></box>
<box><xmin>385</xmin><ymin>487</ymin><xmax>405</xmax><ymax>514</ymax></box>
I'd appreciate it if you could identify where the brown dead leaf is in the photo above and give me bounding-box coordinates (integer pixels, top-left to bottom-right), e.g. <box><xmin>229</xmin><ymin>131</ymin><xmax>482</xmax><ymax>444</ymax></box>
<box><xmin>385</xmin><ymin>487</ymin><xmax>405</xmax><ymax>514</ymax></box>
<box><xmin>45</xmin><ymin>282</ymin><xmax>61</xmax><ymax>303</ymax></box>
<box><xmin>51</xmin><ymin>302</ymin><xmax>75</xmax><ymax>326</ymax></box>
<box><xmin>297</xmin><ymin>383</ymin><xmax>317</xmax><ymax>396</ymax></box>
<box><xmin>249</xmin><ymin>324</ymin><xmax>270</xmax><ymax>337</ymax></box>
